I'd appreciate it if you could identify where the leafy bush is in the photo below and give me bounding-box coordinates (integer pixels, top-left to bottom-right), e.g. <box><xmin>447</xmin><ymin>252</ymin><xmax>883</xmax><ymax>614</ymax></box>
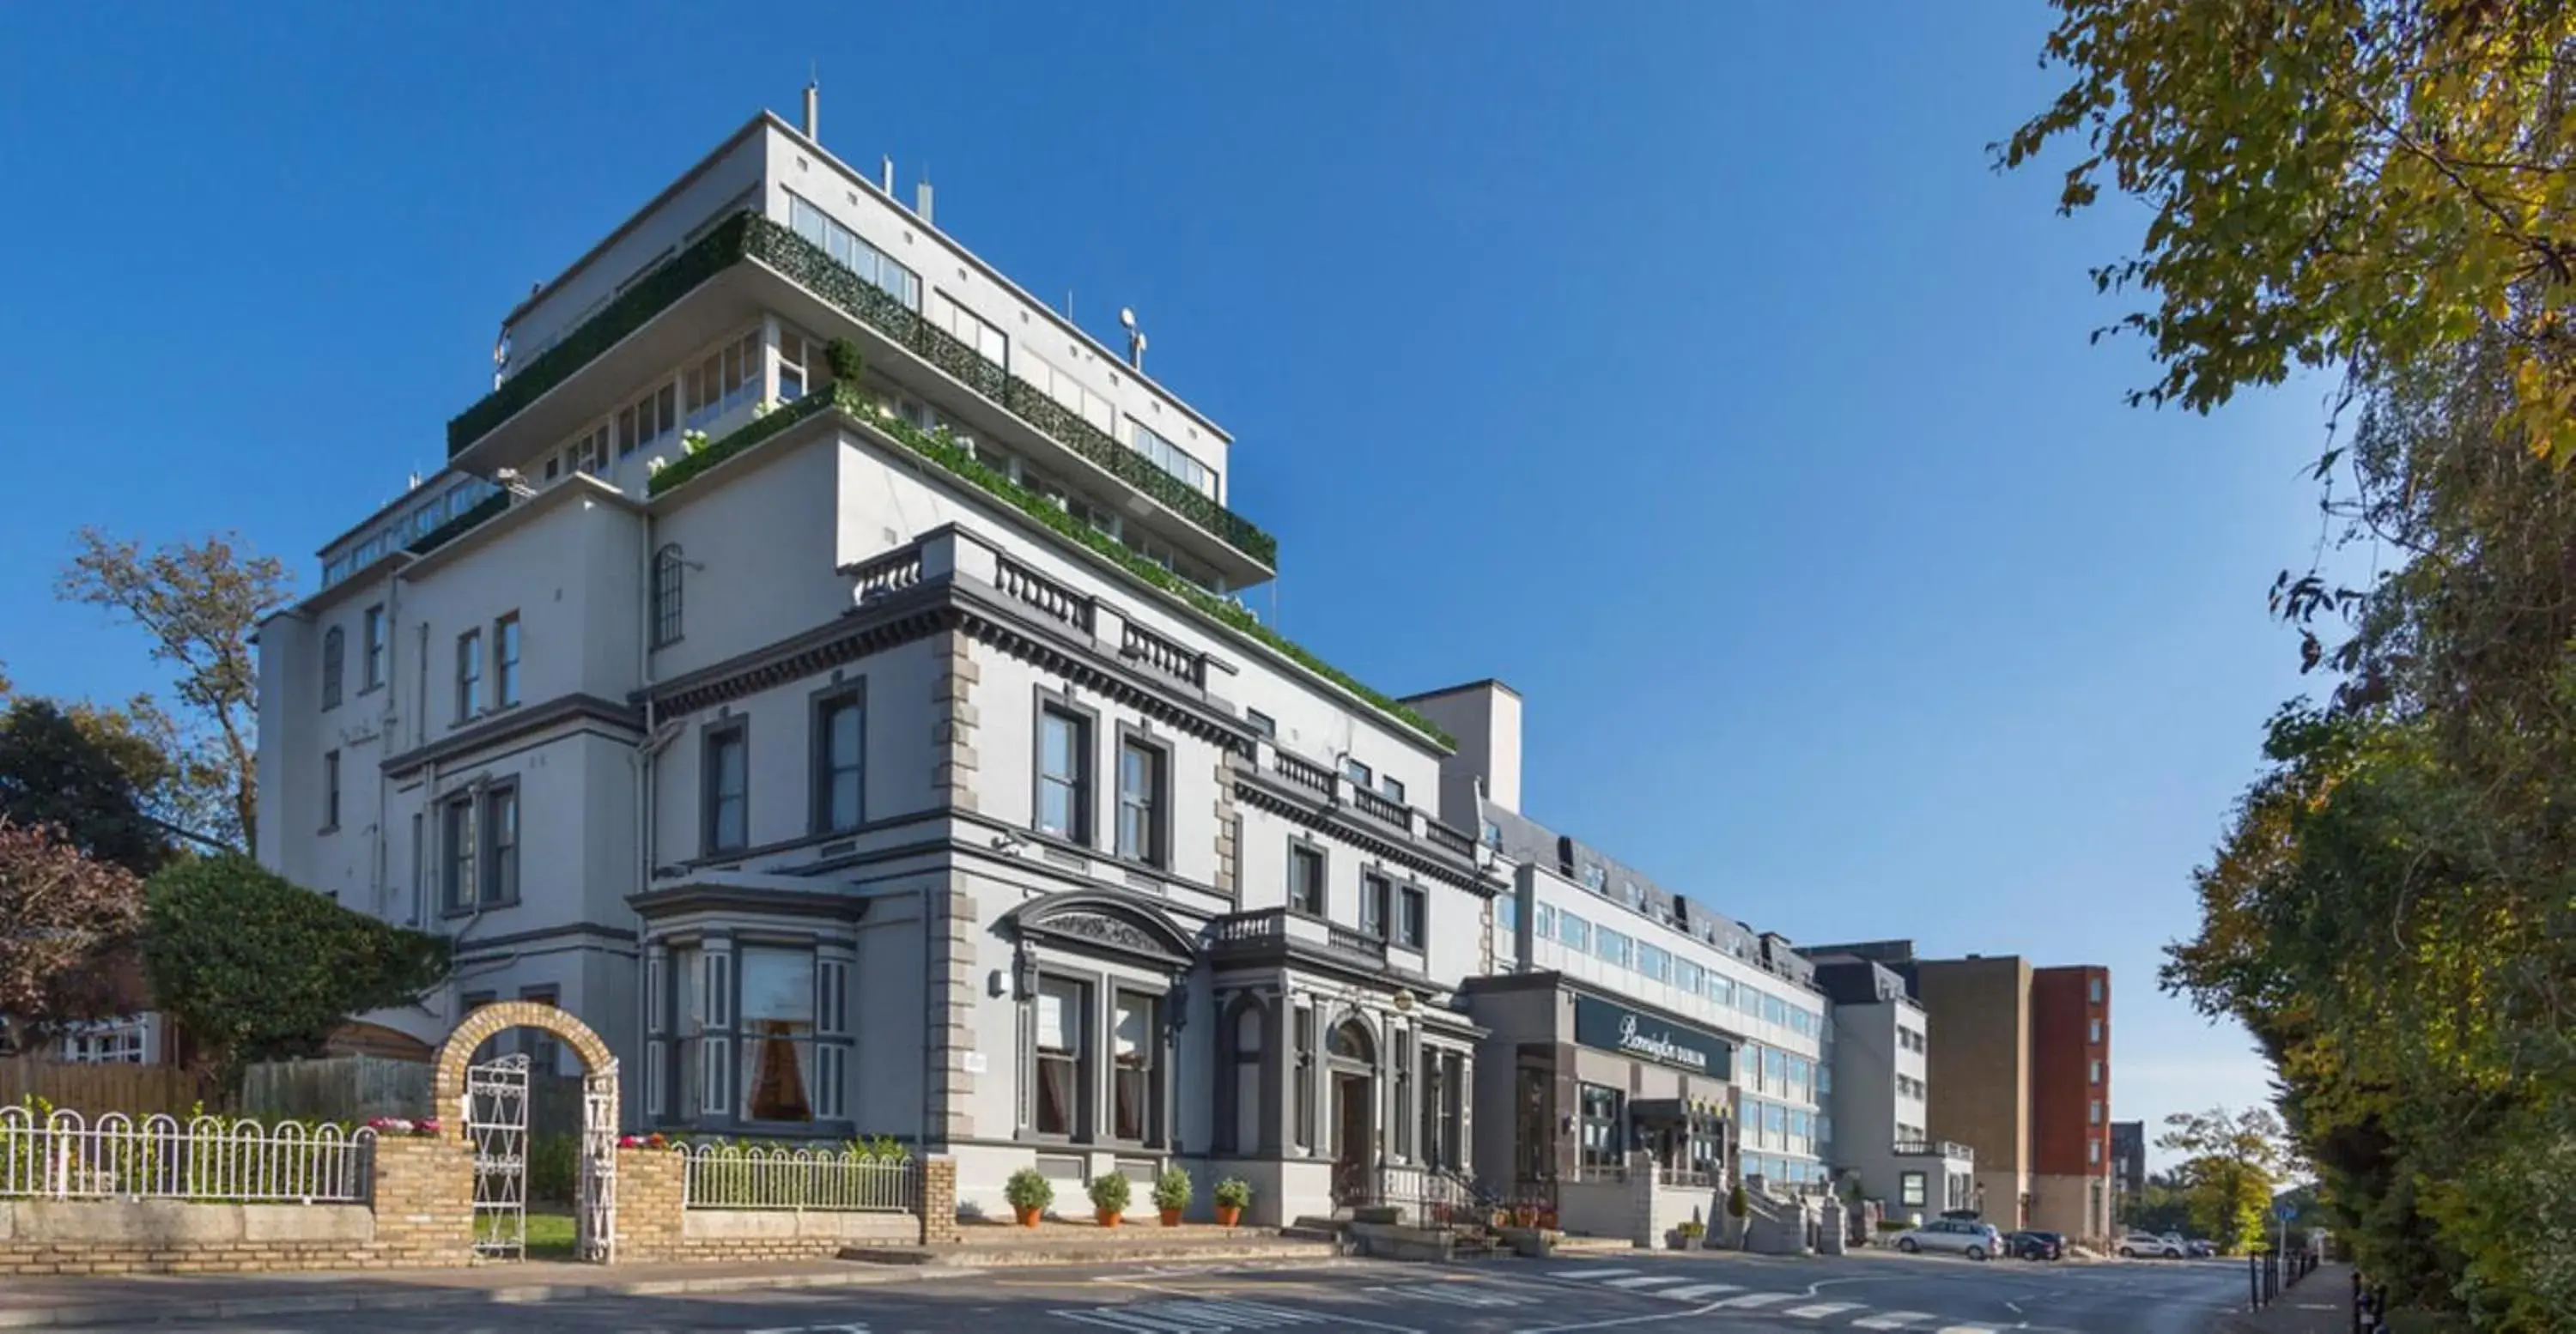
<box><xmin>1004</xmin><ymin>1167</ymin><xmax>1054</xmax><ymax>1212</ymax></box>
<box><xmin>528</xmin><ymin>1132</ymin><xmax>579</xmax><ymax>1206</ymax></box>
<box><xmin>1213</xmin><ymin>1177</ymin><xmax>1253</xmax><ymax>1210</ymax></box>
<box><xmin>1088</xmin><ymin>1172</ymin><xmax>1132</xmax><ymax>1214</ymax></box>
<box><xmin>143</xmin><ymin>855</ymin><xmax>450</xmax><ymax>1088</ymax></box>
<box><xmin>1152</xmin><ymin>1166</ymin><xmax>1193</xmax><ymax>1211</ymax></box>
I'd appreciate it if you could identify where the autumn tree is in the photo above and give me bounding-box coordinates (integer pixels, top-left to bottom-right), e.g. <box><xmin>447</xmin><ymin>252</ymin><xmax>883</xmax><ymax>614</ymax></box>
<box><xmin>0</xmin><ymin>818</ymin><xmax>143</xmax><ymax>1052</ymax></box>
<box><xmin>2002</xmin><ymin>1</ymin><xmax>2576</xmax><ymax>459</ymax></box>
<box><xmin>58</xmin><ymin>530</ymin><xmax>291</xmax><ymax>851</ymax></box>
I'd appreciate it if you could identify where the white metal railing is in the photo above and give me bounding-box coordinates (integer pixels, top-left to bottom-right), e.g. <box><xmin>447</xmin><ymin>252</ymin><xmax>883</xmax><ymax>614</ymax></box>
<box><xmin>677</xmin><ymin>1142</ymin><xmax>915</xmax><ymax>1212</ymax></box>
<box><xmin>0</xmin><ymin>1107</ymin><xmax>374</xmax><ymax>1204</ymax></box>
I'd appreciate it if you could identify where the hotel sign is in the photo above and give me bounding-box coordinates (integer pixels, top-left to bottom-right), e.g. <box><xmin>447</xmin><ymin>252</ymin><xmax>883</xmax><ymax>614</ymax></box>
<box><xmin>1574</xmin><ymin>994</ymin><xmax>1734</xmax><ymax>1080</ymax></box>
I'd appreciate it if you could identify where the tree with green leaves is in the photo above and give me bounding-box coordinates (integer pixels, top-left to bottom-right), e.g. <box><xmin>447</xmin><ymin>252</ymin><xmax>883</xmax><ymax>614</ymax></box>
<box><xmin>0</xmin><ymin>696</ymin><xmax>173</xmax><ymax>876</ymax></box>
<box><xmin>143</xmin><ymin>854</ymin><xmax>449</xmax><ymax>1089</ymax></box>
<box><xmin>2157</xmin><ymin>1107</ymin><xmax>2293</xmax><ymax>1252</ymax></box>
<box><xmin>58</xmin><ymin>530</ymin><xmax>291</xmax><ymax>852</ymax></box>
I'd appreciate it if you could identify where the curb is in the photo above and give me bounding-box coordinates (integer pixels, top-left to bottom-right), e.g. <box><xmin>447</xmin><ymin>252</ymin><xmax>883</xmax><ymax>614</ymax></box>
<box><xmin>0</xmin><ymin>1265</ymin><xmax>965</xmax><ymax>1330</ymax></box>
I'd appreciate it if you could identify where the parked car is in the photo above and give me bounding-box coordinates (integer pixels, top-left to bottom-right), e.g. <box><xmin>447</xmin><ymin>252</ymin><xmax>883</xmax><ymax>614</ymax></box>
<box><xmin>1894</xmin><ymin>1217</ymin><xmax>2003</xmax><ymax>1261</ymax></box>
<box><xmin>2187</xmin><ymin>1239</ymin><xmax>2219</xmax><ymax>1258</ymax></box>
<box><xmin>2118</xmin><ymin>1231</ymin><xmax>2184</xmax><ymax>1259</ymax></box>
<box><xmin>2007</xmin><ymin>1229</ymin><xmax>2064</xmax><ymax>1261</ymax></box>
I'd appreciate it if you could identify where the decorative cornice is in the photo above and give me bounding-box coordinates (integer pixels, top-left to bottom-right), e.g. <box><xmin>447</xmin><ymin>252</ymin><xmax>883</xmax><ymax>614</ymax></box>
<box><xmin>1232</xmin><ymin>767</ymin><xmax>1500</xmax><ymax>894</ymax></box>
<box><xmin>382</xmin><ymin>693</ymin><xmax>644</xmax><ymax>777</ymax></box>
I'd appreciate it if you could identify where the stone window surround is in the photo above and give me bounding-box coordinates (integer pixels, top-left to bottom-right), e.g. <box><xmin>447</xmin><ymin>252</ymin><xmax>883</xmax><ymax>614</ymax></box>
<box><xmin>1030</xmin><ymin>684</ymin><xmax>1102</xmax><ymax>850</ymax></box>
<box><xmin>806</xmin><ymin>673</ymin><xmax>867</xmax><ymax>837</ymax></box>
<box><xmin>700</xmin><ymin>712</ymin><xmax>750</xmax><ymax>858</ymax></box>
<box><xmin>1014</xmin><ymin>955</ymin><xmax>1175</xmax><ymax>1153</ymax></box>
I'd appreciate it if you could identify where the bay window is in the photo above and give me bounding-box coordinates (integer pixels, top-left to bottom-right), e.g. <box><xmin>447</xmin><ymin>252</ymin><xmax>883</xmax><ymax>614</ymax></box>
<box><xmin>739</xmin><ymin>946</ymin><xmax>816</xmax><ymax>1122</ymax></box>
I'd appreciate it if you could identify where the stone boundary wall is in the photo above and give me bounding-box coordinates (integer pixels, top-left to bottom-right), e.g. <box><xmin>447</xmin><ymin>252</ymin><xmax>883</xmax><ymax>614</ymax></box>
<box><xmin>0</xmin><ymin>1137</ymin><xmax>473</xmax><ymax>1276</ymax></box>
<box><xmin>0</xmin><ymin>1143</ymin><xmax>960</xmax><ymax>1275</ymax></box>
<box><xmin>617</xmin><ymin>1149</ymin><xmax>959</xmax><ymax>1261</ymax></box>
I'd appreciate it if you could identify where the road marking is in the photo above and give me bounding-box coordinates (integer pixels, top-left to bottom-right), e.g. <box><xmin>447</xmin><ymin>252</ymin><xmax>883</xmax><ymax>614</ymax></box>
<box><xmin>1554</xmin><ymin>1267</ymin><xmax>1640</xmax><ymax>1279</ymax></box>
<box><xmin>1934</xmin><ymin>1326</ymin><xmax>2002</xmax><ymax>1333</ymax></box>
<box><xmin>1054</xmin><ymin>1300</ymin><xmax>1339</xmax><ymax>1331</ymax></box>
<box><xmin>1852</xmin><ymin>1314</ymin><xmax>1936</xmax><ymax>1330</ymax></box>
<box><xmin>1708</xmin><ymin>1292</ymin><xmax>1796</xmax><ymax>1308</ymax></box>
<box><xmin>1369</xmin><ymin>1283</ymin><xmax>1536</xmax><ymax>1308</ymax></box>
<box><xmin>1602</xmin><ymin>1276</ymin><xmax>1689</xmax><ymax>1289</ymax></box>
<box><xmin>1654</xmin><ymin>1282</ymin><xmax>1743</xmax><ymax>1300</ymax></box>
<box><xmin>1783</xmin><ymin>1302</ymin><xmax>1864</xmax><ymax>1319</ymax></box>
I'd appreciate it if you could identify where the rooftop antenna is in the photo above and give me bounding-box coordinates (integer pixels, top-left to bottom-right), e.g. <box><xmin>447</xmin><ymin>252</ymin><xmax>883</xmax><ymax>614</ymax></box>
<box><xmin>880</xmin><ymin>155</ymin><xmax>895</xmax><ymax>194</ymax></box>
<box><xmin>802</xmin><ymin>66</ymin><xmax>819</xmax><ymax>140</ymax></box>
<box><xmin>1120</xmin><ymin>307</ymin><xmax>1146</xmax><ymax>371</ymax></box>
<box><xmin>914</xmin><ymin>168</ymin><xmax>934</xmax><ymax>226</ymax></box>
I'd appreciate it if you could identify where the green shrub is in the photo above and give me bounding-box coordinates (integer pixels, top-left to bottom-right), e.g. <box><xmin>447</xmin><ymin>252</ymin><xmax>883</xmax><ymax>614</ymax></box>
<box><xmin>1005</xmin><ymin>1167</ymin><xmax>1054</xmax><ymax>1212</ymax></box>
<box><xmin>1088</xmin><ymin>1172</ymin><xmax>1133</xmax><ymax>1215</ymax></box>
<box><xmin>527</xmin><ymin>1133</ymin><xmax>579</xmax><ymax>1206</ymax></box>
<box><xmin>1213</xmin><ymin>1177</ymin><xmax>1254</xmax><ymax>1210</ymax></box>
<box><xmin>1152</xmin><ymin>1166</ymin><xmax>1193</xmax><ymax>1211</ymax></box>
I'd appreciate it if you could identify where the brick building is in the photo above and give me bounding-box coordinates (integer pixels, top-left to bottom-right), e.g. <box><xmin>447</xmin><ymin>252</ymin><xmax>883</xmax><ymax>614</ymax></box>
<box><xmin>2029</xmin><ymin>964</ymin><xmax>2111</xmax><ymax>1240</ymax></box>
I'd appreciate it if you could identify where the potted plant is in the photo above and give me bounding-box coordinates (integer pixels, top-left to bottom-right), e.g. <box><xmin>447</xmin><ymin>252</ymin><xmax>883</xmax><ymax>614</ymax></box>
<box><xmin>1089</xmin><ymin>1172</ymin><xmax>1132</xmax><ymax>1227</ymax></box>
<box><xmin>1212</xmin><ymin>1177</ymin><xmax>1253</xmax><ymax>1228</ymax></box>
<box><xmin>1512</xmin><ymin>1200</ymin><xmax>1540</xmax><ymax>1228</ymax></box>
<box><xmin>1005</xmin><ymin>1167</ymin><xmax>1053</xmax><ymax>1228</ymax></box>
<box><xmin>1151</xmin><ymin>1166</ymin><xmax>1193</xmax><ymax>1227</ymax></box>
<box><xmin>1671</xmin><ymin>1219</ymin><xmax>1707</xmax><ymax>1251</ymax></box>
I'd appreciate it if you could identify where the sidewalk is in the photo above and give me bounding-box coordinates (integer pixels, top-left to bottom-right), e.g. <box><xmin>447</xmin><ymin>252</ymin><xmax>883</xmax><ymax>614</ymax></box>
<box><xmin>0</xmin><ymin>1230</ymin><xmax>1338</xmax><ymax>1330</ymax></box>
<box><xmin>2215</xmin><ymin>1263</ymin><xmax>2355</xmax><ymax>1334</ymax></box>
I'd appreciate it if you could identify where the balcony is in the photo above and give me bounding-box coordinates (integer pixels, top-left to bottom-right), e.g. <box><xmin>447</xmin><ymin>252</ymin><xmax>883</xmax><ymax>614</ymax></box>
<box><xmin>1207</xmin><ymin>907</ymin><xmax>1411</xmax><ymax>973</ymax></box>
<box><xmin>445</xmin><ymin>209</ymin><xmax>1278</xmax><ymax>574</ymax></box>
<box><xmin>1248</xmin><ymin>738</ymin><xmax>1484</xmax><ymax>864</ymax></box>
<box><xmin>1893</xmin><ymin>1139</ymin><xmax>1976</xmax><ymax>1163</ymax></box>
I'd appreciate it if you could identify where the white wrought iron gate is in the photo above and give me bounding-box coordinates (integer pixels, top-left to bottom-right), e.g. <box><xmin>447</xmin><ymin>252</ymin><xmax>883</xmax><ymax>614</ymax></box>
<box><xmin>465</xmin><ymin>1053</ymin><xmax>530</xmax><ymax>1260</ymax></box>
<box><xmin>576</xmin><ymin>1063</ymin><xmax>618</xmax><ymax>1262</ymax></box>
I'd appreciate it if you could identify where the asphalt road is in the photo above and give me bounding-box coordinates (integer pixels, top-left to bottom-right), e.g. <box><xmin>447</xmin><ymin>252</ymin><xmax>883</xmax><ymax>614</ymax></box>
<box><xmin>100</xmin><ymin>1250</ymin><xmax>2263</xmax><ymax>1334</ymax></box>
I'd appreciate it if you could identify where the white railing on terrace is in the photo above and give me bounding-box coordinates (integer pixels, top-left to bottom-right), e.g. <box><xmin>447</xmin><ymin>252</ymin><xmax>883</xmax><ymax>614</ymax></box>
<box><xmin>0</xmin><ymin>1107</ymin><xmax>374</xmax><ymax>1204</ymax></box>
<box><xmin>678</xmin><ymin>1143</ymin><xmax>915</xmax><ymax>1212</ymax></box>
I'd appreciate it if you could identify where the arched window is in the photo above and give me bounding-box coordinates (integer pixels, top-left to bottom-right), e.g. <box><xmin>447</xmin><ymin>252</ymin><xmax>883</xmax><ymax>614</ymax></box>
<box><xmin>653</xmin><ymin>545</ymin><xmax>685</xmax><ymax>646</ymax></box>
<box><xmin>320</xmin><ymin>626</ymin><xmax>345</xmax><ymax>710</ymax></box>
<box><xmin>1328</xmin><ymin>1017</ymin><xmax>1374</xmax><ymax>1064</ymax></box>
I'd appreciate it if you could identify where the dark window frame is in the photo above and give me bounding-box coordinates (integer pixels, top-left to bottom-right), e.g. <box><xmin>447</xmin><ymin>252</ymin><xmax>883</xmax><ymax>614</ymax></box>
<box><xmin>809</xmin><ymin>679</ymin><xmax>868</xmax><ymax>836</ymax></box>
<box><xmin>1113</xmin><ymin>724</ymin><xmax>1170</xmax><ymax>869</ymax></box>
<box><xmin>1578</xmin><ymin>1082</ymin><xmax>1625</xmax><ymax>1171</ymax></box>
<box><xmin>652</xmin><ymin>544</ymin><xmax>686</xmax><ymax>647</ymax></box>
<box><xmin>361</xmin><ymin>604</ymin><xmax>386</xmax><ymax>692</ymax></box>
<box><xmin>454</xmin><ymin>628</ymin><xmax>483</xmax><ymax>723</ymax></box>
<box><xmin>1285</xmin><ymin>839</ymin><xmax>1327</xmax><ymax>919</ymax></box>
<box><xmin>494</xmin><ymin>613</ymin><xmax>521</xmax><ymax>708</ymax></box>
<box><xmin>1030</xmin><ymin>971</ymin><xmax>1093</xmax><ymax>1142</ymax></box>
<box><xmin>440</xmin><ymin>792</ymin><xmax>477</xmax><ymax>913</ymax></box>
<box><xmin>1394</xmin><ymin>882</ymin><xmax>1426</xmax><ymax>948</ymax></box>
<box><xmin>1109</xmin><ymin>987</ymin><xmax>1163</xmax><ymax>1146</ymax></box>
<box><xmin>702</xmin><ymin>719</ymin><xmax>750</xmax><ymax>856</ymax></box>
<box><xmin>1361</xmin><ymin>870</ymin><xmax>1393</xmax><ymax>940</ymax></box>
<box><xmin>481</xmin><ymin>781</ymin><xmax>520</xmax><ymax>907</ymax></box>
<box><xmin>1242</xmin><ymin>708</ymin><xmax>1275</xmax><ymax>738</ymax></box>
<box><xmin>321</xmin><ymin>750</ymin><xmax>341</xmax><ymax>831</ymax></box>
<box><xmin>1031</xmin><ymin>689</ymin><xmax>1099</xmax><ymax>848</ymax></box>
<box><xmin>320</xmin><ymin>626</ymin><xmax>345</xmax><ymax>711</ymax></box>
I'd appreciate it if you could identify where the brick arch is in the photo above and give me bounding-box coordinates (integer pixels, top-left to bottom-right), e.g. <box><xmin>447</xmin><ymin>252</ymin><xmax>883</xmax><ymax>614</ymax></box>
<box><xmin>430</xmin><ymin>1000</ymin><xmax>617</xmax><ymax>1139</ymax></box>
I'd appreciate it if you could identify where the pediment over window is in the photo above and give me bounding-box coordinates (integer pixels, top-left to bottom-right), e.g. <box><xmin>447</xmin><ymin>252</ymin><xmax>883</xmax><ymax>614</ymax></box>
<box><xmin>1005</xmin><ymin>891</ymin><xmax>1196</xmax><ymax>968</ymax></box>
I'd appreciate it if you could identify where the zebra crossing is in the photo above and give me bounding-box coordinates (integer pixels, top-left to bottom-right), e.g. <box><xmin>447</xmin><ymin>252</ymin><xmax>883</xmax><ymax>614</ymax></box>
<box><xmin>1038</xmin><ymin>1262</ymin><xmax>2016</xmax><ymax>1332</ymax></box>
<box><xmin>1536</xmin><ymin>1264</ymin><xmax>2007</xmax><ymax>1331</ymax></box>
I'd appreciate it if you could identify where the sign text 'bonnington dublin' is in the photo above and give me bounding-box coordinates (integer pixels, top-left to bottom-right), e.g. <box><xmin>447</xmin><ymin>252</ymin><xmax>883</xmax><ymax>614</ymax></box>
<box><xmin>1573</xmin><ymin>994</ymin><xmax>1734</xmax><ymax>1078</ymax></box>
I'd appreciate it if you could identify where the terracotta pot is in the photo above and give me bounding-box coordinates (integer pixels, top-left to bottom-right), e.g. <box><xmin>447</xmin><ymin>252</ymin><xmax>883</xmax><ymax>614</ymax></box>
<box><xmin>1214</xmin><ymin>1204</ymin><xmax>1242</xmax><ymax>1228</ymax></box>
<box><xmin>1016</xmin><ymin>1205</ymin><xmax>1042</xmax><ymax>1228</ymax></box>
<box><xmin>1097</xmin><ymin>1208</ymin><xmax>1122</xmax><ymax>1228</ymax></box>
<box><xmin>1159</xmin><ymin>1207</ymin><xmax>1182</xmax><ymax>1227</ymax></box>
<box><xmin>1513</xmin><ymin>1206</ymin><xmax>1539</xmax><ymax>1228</ymax></box>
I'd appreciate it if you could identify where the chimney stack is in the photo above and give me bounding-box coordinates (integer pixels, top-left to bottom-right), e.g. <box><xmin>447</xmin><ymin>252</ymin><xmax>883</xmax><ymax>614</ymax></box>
<box><xmin>880</xmin><ymin>155</ymin><xmax>894</xmax><ymax>194</ymax></box>
<box><xmin>915</xmin><ymin>179</ymin><xmax>935</xmax><ymax>226</ymax></box>
<box><xmin>801</xmin><ymin>80</ymin><xmax>818</xmax><ymax>140</ymax></box>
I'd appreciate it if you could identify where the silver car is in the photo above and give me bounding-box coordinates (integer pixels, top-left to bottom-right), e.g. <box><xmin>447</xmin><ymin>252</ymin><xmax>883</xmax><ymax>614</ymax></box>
<box><xmin>1893</xmin><ymin>1217</ymin><xmax>2002</xmax><ymax>1261</ymax></box>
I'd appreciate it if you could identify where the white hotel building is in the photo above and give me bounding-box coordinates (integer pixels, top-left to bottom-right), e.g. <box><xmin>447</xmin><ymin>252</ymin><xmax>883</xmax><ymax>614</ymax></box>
<box><xmin>254</xmin><ymin>106</ymin><xmax>1513</xmax><ymax>1223</ymax></box>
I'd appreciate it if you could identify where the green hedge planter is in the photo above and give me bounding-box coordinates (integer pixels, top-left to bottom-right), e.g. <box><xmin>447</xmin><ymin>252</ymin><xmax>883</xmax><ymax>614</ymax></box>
<box><xmin>649</xmin><ymin>376</ymin><xmax>1451</xmax><ymax>750</ymax></box>
<box><xmin>448</xmin><ymin>211</ymin><xmax>1278</xmax><ymax>571</ymax></box>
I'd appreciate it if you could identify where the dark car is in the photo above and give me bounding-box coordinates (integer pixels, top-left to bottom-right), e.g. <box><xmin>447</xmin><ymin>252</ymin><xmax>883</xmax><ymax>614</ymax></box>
<box><xmin>2008</xmin><ymin>1229</ymin><xmax>2065</xmax><ymax>1261</ymax></box>
<box><xmin>2187</xmin><ymin>1239</ymin><xmax>2219</xmax><ymax>1258</ymax></box>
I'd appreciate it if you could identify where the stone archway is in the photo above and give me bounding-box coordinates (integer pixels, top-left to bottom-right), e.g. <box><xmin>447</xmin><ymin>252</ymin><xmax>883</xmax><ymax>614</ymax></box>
<box><xmin>431</xmin><ymin>1001</ymin><xmax>621</xmax><ymax>1263</ymax></box>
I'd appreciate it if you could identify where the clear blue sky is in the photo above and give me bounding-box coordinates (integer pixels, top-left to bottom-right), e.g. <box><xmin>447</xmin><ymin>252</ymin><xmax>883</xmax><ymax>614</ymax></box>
<box><xmin>0</xmin><ymin>3</ymin><xmax>2320</xmax><ymax>1165</ymax></box>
